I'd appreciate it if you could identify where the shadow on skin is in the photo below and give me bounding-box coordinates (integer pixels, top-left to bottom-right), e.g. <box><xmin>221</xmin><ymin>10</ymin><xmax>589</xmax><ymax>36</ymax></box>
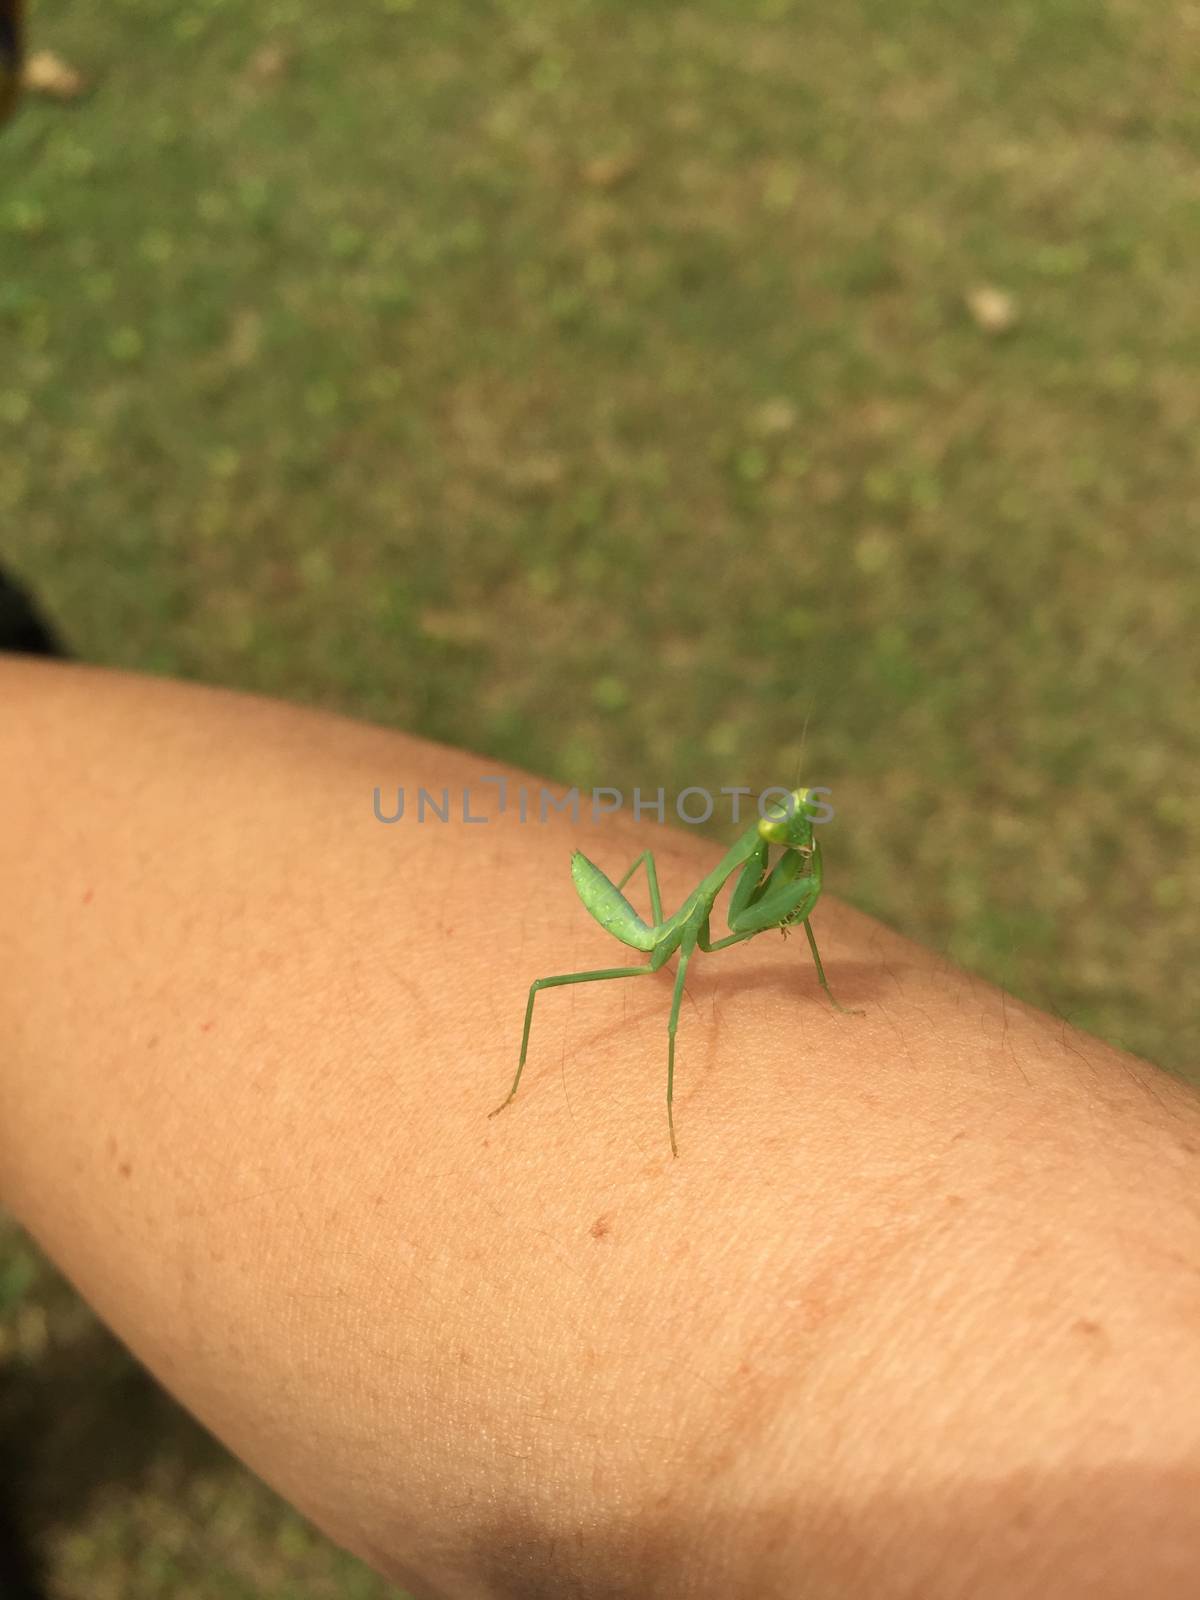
<box><xmin>682</xmin><ymin>954</ymin><xmax>881</xmax><ymax>1011</ymax></box>
<box><xmin>515</xmin><ymin>952</ymin><xmax>882</xmax><ymax>1028</ymax></box>
<box><xmin>359</xmin><ymin>1460</ymin><xmax>1200</xmax><ymax>1600</ymax></box>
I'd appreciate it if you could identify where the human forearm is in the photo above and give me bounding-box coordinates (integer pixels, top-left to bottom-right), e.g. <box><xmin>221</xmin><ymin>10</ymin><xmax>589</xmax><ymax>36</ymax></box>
<box><xmin>1</xmin><ymin>657</ymin><xmax>1198</xmax><ymax>1599</ymax></box>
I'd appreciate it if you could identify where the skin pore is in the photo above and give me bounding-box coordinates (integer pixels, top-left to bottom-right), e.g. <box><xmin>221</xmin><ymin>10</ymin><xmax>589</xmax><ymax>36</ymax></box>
<box><xmin>1</xmin><ymin>656</ymin><xmax>1198</xmax><ymax>1599</ymax></box>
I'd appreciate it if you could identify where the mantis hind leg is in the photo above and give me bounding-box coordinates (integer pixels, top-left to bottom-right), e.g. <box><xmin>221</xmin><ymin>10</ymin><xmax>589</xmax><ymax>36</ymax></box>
<box><xmin>490</xmin><ymin>962</ymin><xmax>656</xmax><ymax>1119</ymax></box>
<box><xmin>801</xmin><ymin>918</ymin><xmax>863</xmax><ymax>1015</ymax></box>
<box><xmin>664</xmin><ymin>938</ymin><xmax>697</xmax><ymax>1158</ymax></box>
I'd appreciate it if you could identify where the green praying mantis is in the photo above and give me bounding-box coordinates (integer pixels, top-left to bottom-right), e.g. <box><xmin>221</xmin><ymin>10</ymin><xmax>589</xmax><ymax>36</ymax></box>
<box><xmin>489</xmin><ymin>787</ymin><xmax>860</xmax><ymax>1156</ymax></box>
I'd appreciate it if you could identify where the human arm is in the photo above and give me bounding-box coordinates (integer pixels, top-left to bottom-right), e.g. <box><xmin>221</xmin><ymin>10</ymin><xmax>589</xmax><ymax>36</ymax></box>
<box><xmin>1</xmin><ymin>655</ymin><xmax>1198</xmax><ymax>1599</ymax></box>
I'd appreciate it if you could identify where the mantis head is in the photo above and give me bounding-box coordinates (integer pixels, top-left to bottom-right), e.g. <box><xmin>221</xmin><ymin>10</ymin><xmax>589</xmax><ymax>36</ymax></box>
<box><xmin>757</xmin><ymin>787</ymin><xmax>817</xmax><ymax>850</ymax></box>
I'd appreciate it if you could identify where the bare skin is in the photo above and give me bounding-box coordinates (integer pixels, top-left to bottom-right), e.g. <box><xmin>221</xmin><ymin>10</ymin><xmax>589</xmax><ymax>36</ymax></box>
<box><xmin>0</xmin><ymin>655</ymin><xmax>1198</xmax><ymax>1600</ymax></box>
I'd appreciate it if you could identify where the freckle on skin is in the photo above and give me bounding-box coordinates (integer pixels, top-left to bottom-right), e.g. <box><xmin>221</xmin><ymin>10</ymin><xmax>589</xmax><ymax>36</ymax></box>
<box><xmin>146</xmin><ymin>1035</ymin><xmax>159</xmax><ymax>1049</ymax></box>
<box><xmin>200</xmin><ymin>1020</ymin><xmax>215</xmax><ymax>1033</ymax></box>
<box><xmin>118</xmin><ymin>1160</ymin><xmax>132</xmax><ymax>1179</ymax></box>
<box><xmin>1072</xmin><ymin>1318</ymin><xmax>1104</xmax><ymax>1338</ymax></box>
<box><xmin>590</xmin><ymin>1214</ymin><xmax>612</xmax><ymax>1239</ymax></box>
<box><xmin>82</xmin><ymin>888</ymin><xmax>94</xmax><ymax>905</ymax></box>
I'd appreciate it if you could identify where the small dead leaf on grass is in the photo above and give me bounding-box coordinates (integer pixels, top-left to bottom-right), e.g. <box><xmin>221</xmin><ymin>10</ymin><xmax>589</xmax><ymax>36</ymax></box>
<box><xmin>23</xmin><ymin>50</ymin><xmax>88</xmax><ymax>101</ymax></box>
<box><xmin>245</xmin><ymin>43</ymin><xmax>295</xmax><ymax>85</ymax></box>
<box><xmin>749</xmin><ymin>397</ymin><xmax>798</xmax><ymax>437</ymax></box>
<box><xmin>580</xmin><ymin>151</ymin><xmax>641</xmax><ymax>191</ymax></box>
<box><xmin>965</xmin><ymin>284</ymin><xmax>1019</xmax><ymax>334</ymax></box>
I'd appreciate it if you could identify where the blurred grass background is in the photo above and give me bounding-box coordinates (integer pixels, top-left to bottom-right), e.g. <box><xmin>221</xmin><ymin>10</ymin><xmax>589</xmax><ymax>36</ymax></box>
<box><xmin>2</xmin><ymin>0</ymin><xmax>1198</xmax><ymax>1592</ymax></box>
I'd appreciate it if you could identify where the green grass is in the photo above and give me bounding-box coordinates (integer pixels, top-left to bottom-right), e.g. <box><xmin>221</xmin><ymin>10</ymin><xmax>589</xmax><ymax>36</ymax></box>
<box><xmin>3</xmin><ymin>0</ymin><xmax>1199</xmax><ymax>1591</ymax></box>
